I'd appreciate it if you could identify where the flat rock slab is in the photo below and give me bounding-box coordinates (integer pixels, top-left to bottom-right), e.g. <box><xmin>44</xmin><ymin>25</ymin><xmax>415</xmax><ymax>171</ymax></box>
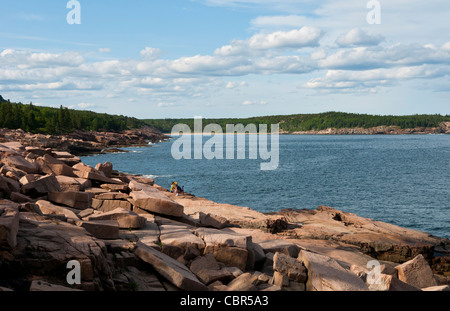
<box><xmin>100</xmin><ymin>184</ymin><xmax>129</xmax><ymax>192</ymax></box>
<box><xmin>131</xmin><ymin>186</ymin><xmax>184</xmax><ymax>218</ymax></box>
<box><xmin>91</xmin><ymin>198</ymin><xmax>132</xmax><ymax>212</ymax></box>
<box><xmin>298</xmin><ymin>250</ymin><xmax>369</xmax><ymax>291</ymax></box>
<box><xmin>95</xmin><ymin>192</ymin><xmax>130</xmax><ymax>200</ymax></box>
<box><xmin>37</xmin><ymin>156</ymin><xmax>77</xmax><ymax>177</ymax></box>
<box><xmin>159</xmin><ymin>224</ymin><xmax>206</xmax><ymax>258</ymax></box>
<box><xmin>36</xmin><ymin>200</ymin><xmax>80</xmax><ymax>221</ymax></box>
<box><xmin>15</xmin><ymin>214</ymin><xmax>113</xmax><ymax>289</ymax></box>
<box><xmin>55</xmin><ymin>176</ymin><xmax>92</xmax><ymax>192</ymax></box>
<box><xmin>20</xmin><ymin>174</ymin><xmax>61</xmax><ymax>195</ymax></box>
<box><xmin>281</xmin><ymin>206</ymin><xmax>446</xmax><ymax>263</ymax></box>
<box><xmin>195</xmin><ymin>228</ymin><xmax>251</xmax><ymax>249</ymax></box>
<box><xmin>77</xmin><ymin>220</ymin><xmax>120</xmax><ymax>240</ymax></box>
<box><xmin>48</xmin><ymin>191</ymin><xmax>94</xmax><ymax>210</ymax></box>
<box><xmin>130</xmin><ymin>222</ymin><xmax>160</xmax><ymax>248</ymax></box>
<box><xmin>172</xmin><ymin>195</ymin><xmax>276</xmax><ymax>231</ymax></box>
<box><xmin>2</xmin><ymin>155</ymin><xmax>38</xmax><ymax>174</ymax></box>
<box><xmin>134</xmin><ymin>241</ymin><xmax>208</xmax><ymax>291</ymax></box>
<box><xmin>87</xmin><ymin>208</ymin><xmax>146</xmax><ymax>229</ymax></box>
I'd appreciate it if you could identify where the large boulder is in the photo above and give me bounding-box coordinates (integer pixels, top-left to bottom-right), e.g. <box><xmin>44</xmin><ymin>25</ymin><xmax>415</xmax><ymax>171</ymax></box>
<box><xmin>37</xmin><ymin>154</ymin><xmax>77</xmax><ymax>177</ymax></box>
<box><xmin>13</xmin><ymin>213</ymin><xmax>115</xmax><ymax>290</ymax></box>
<box><xmin>159</xmin><ymin>224</ymin><xmax>206</xmax><ymax>259</ymax></box>
<box><xmin>0</xmin><ymin>175</ymin><xmax>20</xmax><ymax>194</ymax></box>
<box><xmin>95</xmin><ymin>162</ymin><xmax>113</xmax><ymax>178</ymax></box>
<box><xmin>189</xmin><ymin>253</ymin><xmax>232</xmax><ymax>285</ymax></box>
<box><xmin>55</xmin><ymin>176</ymin><xmax>91</xmax><ymax>192</ymax></box>
<box><xmin>226</xmin><ymin>272</ymin><xmax>260</xmax><ymax>291</ymax></box>
<box><xmin>76</xmin><ymin>220</ymin><xmax>120</xmax><ymax>240</ymax></box>
<box><xmin>91</xmin><ymin>198</ymin><xmax>132</xmax><ymax>213</ymax></box>
<box><xmin>298</xmin><ymin>250</ymin><xmax>369</xmax><ymax>291</ymax></box>
<box><xmin>367</xmin><ymin>273</ymin><xmax>420</xmax><ymax>291</ymax></box>
<box><xmin>72</xmin><ymin>163</ymin><xmax>123</xmax><ymax>184</ymax></box>
<box><xmin>130</xmin><ymin>182</ymin><xmax>184</xmax><ymax>217</ymax></box>
<box><xmin>395</xmin><ymin>254</ymin><xmax>438</xmax><ymax>289</ymax></box>
<box><xmin>48</xmin><ymin>191</ymin><xmax>94</xmax><ymax>210</ymax></box>
<box><xmin>36</xmin><ymin>200</ymin><xmax>80</xmax><ymax>221</ymax></box>
<box><xmin>272</xmin><ymin>252</ymin><xmax>307</xmax><ymax>291</ymax></box>
<box><xmin>134</xmin><ymin>241</ymin><xmax>208</xmax><ymax>291</ymax></box>
<box><xmin>0</xmin><ymin>200</ymin><xmax>20</xmax><ymax>249</ymax></box>
<box><xmin>257</xmin><ymin>239</ymin><xmax>300</xmax><ymax>258</ymax></box>
<box><xmin>195</xmin><ymin>227</ymin><xmax>251</xmax><ymax>271</ymax></box>
<box><xmin>86</xmin><ymin>208</ymin><xmax>146</xmax><ymax>229</ymax></box>
<box><xmin>199</xmin><ymin>212</ymin><xmax>230</xmax><ymax>229</ymax></box>
<box><xmin>20</xmin><ymin>174</ymin><xmax>61</xmax><ymax>195</ymax></box>
<box><xmin>2</xmin><ymin>155</ymin><xmax>39</xmax><ymax>174</ymax></box>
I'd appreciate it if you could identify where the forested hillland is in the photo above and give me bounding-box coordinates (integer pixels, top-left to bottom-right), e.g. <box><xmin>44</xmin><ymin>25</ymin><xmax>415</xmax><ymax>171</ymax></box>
<box><xmin>1</xmin><ymin>96</ymin><xmax>449</xmax><ymax>135</ymax></box>
<box><xmin>143</xmin><ymin>112</ymin><xmax>450</xmax><ymax>133</ymax></box>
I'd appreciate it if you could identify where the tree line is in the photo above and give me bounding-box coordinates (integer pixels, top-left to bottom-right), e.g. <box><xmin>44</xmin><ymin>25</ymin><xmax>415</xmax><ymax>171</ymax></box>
<box><xmin>143</xmin><ymin>112</ymin><xmax>450</xmax><ymax>133</ymax></box>
<box><xmin>0</xmin><ymin>97</ymin><xmax>145</xmax><ymax>134</ymax></box>
<box><xmin>2</xmin><ymin>95</ymin><xmax>449</xmax><ymax>135</ymax></box>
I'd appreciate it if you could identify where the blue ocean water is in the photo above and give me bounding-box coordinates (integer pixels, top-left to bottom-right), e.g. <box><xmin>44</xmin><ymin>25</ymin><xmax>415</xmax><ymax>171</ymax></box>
<box><xmin>81</xmin><ymin>135</ymin><xmax>450</xmax><ymax>239</ymax></box>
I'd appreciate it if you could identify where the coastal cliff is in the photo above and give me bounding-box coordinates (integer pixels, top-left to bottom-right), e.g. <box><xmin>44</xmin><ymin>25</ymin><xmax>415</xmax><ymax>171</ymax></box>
<box><xmin>0</xmin><ymin>134</ymin><xmax>449</xmax><ymax>292</ymax></box>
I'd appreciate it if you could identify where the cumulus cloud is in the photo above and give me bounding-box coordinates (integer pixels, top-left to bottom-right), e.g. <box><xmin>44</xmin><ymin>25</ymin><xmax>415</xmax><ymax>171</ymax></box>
<box><xmin>78</xmin><ymin>103</ymin><xmax>96</xmax><ymax>109</ymax></box>
<box><xmin>304</xmin><ymin>64</ymin><xmax>450</xmax><ymax>93</ymax></box>
<box><xmin>319</xmin><ymin>44</ymin><xmax>450</xmax><ymax>71</ymax></box>
<box><xmin>335</xmin><ymin>28</ymin><xmax>384</xmax><ymax>47</ymax></box>
<box><xmin>248</xmin><ymin>27</ymin><xmax>322</xmax><ymax>49</ymax></box>
<box><xmin>2</xmin><ymin>16</ymin><xmax>450</xmax><ymax>106</ymax></box>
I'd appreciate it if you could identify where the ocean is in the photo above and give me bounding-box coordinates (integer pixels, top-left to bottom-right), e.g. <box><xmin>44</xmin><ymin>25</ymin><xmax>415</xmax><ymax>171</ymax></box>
<box><xmin>81</xmin><ymin>134</ymin><xmax>450</xmax><ymax>239</ymax></box>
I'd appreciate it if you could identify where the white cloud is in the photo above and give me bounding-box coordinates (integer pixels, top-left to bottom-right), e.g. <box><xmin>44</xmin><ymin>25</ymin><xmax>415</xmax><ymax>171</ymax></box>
<box><xmin>248</xmin><ymin>27</ymin><xmax>322</xmax><ymax>49</ymax></box>
<box><xmin>157</xmin><ymin>102</ymin><xmax>177</xmax><ymax>108</ymax></box>
<box><xmin>335</xmin><ymin>28</ymin><xmax>384</xmax><ymax>47</ymax></box>
<box><xmin>140</xmin><ymin>47</ymin><xmax>162</xmax><ymax>59</ymax></box>
<box><xmin>242</xmin><ymin>100</ymin><xmax>267</xmax><ymax>105</ymax></box>
<box><xmin>226</xmin><ymin>81</ymin><xmax>248</xmax><ymax>89</ymax></box>
<box><xmin>99</xmin><ymin>48</ymin><xmax>111</xmax><ymax>53</ymax></box>
<box><xmin>442</xmin><ymin>42</ymin><xmax>450</xmax><ymax>51</ymax></box>
<box><xmin>78</xmin><ymin>103</ymin><xmax>96</xmax><ymax>109</ymax></box>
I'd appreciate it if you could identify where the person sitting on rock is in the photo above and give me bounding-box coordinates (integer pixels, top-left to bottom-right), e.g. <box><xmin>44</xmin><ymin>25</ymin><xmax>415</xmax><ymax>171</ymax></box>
<box><xmin>170</xmin><ymin>181</ymin><xmax>177</xmax><ymax>193</ymax></box>
<box><xmin>170</xmin><ymin>182</ymin><xmax>184</xmax><ymax>196</ymax></box>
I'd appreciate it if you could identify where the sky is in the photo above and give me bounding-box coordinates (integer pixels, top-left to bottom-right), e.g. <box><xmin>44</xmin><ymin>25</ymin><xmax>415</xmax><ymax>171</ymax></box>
<box><xmin>0</xmin><ymin>0</ymin><xmax>449</xmax><ymax>119</ymax></box>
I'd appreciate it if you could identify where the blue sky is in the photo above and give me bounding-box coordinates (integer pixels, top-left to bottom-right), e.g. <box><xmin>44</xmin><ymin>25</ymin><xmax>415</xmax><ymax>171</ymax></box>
<box><xmin>0</xmin><ymin>0</ymin><xmax>449</xmax><ymax>118</ymax></box>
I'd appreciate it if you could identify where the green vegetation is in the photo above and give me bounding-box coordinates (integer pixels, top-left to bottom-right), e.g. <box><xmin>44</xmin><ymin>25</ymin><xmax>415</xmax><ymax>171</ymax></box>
<box><xmin>1</xmin><ymin>95</ymin><xmax>449</xmax><ymax>135</ymax></box>
<box><xmin>143</xmin><ymin>112</ymin><xmax>450</xmax><ymax>133</ymax></box>
<box><xmin>0</xmin><ymin>96</ymin><xmax>145</xmax><ymax>134</ymax></box>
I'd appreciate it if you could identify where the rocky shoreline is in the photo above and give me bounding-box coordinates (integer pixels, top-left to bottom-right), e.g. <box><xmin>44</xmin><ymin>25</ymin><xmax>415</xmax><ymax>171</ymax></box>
<box><xmin>281</xmin><ymin>122</ymin><xmax>450</xmax><ymax>135</ymax></box>
<box><xmin>1</xmin><ymin>133</ymin><xmax>449</xmax><ymax>292</ymax></box>
<box><xmin>0</xmin><ymin>127</ymin><xmax>170</xmax><ymax>156</ymax></box>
